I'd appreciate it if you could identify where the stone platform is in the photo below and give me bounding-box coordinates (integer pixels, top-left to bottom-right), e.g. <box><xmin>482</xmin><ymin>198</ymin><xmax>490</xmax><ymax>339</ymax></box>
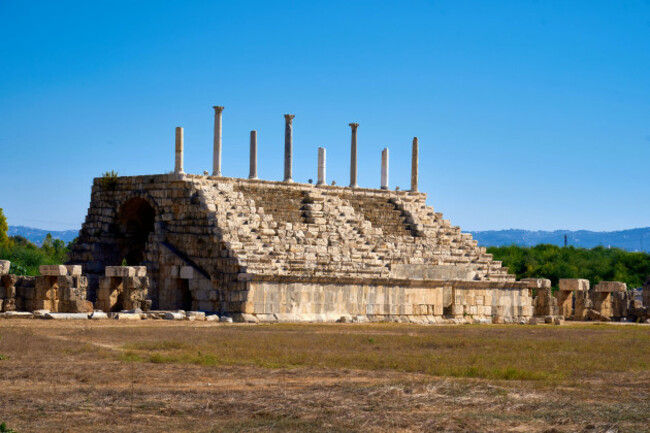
<box><xmin>66</xmin><ymin>174</ymin><xmax>532</xmax><ymax>322</ymax></box>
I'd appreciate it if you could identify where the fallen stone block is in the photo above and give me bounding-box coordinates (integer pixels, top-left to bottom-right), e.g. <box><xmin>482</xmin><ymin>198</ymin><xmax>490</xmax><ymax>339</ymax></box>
<box><xmin>45</xmin><ymin>312</ymin><xmax>89</xmax><ymax>320</ymax></box>
<box><xmin>2</xmin><ymin>311</ymin><xmax>34</xmax><ymax>319</ymax></box>
<box><xmin>39</xmin><ymin>265</ymin><xmax>68</xmax><ymax>276</ymax></box>
<box><xmin>586</xmin><ymin>309</ymin><xmax>611</xmax><ymax>322</ymax></box>
<box><xmin>33</xmin><ymin>309</ymin><xmax>50</xmax><ymax>319</ymax></box>
<box><xmin>594</xmin><ymin>281</ymin><xmax>627</xmax><ymax>293</ymax></box>
<box><xmin>89</xmin><ymin>311</ymin><xmax>108</xmax><ymax>320</ymax></box>
<box><xmin>111</xmin><ymin>312</ymin><xmax>142</xmax><ymax>320</ymax></box>
<box><xmin>164</xmin><ymin>312</ymin><xmax>185</xmax><ymax>320</ymax></box>
<box><xmin>186</xmin><ymin>311</ymin><xmax>205</xmax><ymax>321</ymax></box>
<box><xmin>205</xmin><ymin>314</ymin><xmax>220</xmax><ymax>322</ymax></box>
<box><xmin>220</xmin><ymin>316</ymin><xmax>234</xmax><ymax>323</ymax></box>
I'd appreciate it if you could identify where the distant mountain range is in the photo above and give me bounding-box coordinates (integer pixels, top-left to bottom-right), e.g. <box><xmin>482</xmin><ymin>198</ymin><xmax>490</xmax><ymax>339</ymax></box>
<box><xmin>8</xmin><ymin>225</ymin><xmax>650</xmax><ymax>252</ymax></box>
<box><xmin>468</xmin><ymin>227</ymin><xmax>650</xmax><ymax>252</ymax></box>
<box><xmin>8</xmin><ymin>226</ymin><xmax>79</xmax><ymax>246</ymax></box>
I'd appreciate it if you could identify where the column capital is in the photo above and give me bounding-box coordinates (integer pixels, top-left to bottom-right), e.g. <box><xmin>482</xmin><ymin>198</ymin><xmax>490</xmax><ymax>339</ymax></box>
<box><xmin>213</xmin><ymin>106</ymin><xmax>225</xmax><ymax>113</ymax></box>
<box><xmin>284</xmin><ymin>114</ymin><xmax>295</xmax><ymax>123</ymax></box>
<box><xmin>348</xmin><ymin>122</ymin><xmax>359</xmax><ymax>129</ymax></box>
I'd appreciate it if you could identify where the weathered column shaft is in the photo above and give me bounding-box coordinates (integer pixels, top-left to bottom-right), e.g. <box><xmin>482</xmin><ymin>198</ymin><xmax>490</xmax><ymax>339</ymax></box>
<box><xmin>249</xmin><ymin>130</ymin><xmax>258</xmax><ymax>180</ymax></box>
<box><xmin>317</xmin><ymin>147</ymin><xmax>326</xmax><ymax>185</ymax></box>
<box><xmin>284</xmin><ymin>114</ymin><xmax>295</xmax><ymax>182</ymax></box>
<box><xmin>212</xmin><ymin>106</ymin><xmax>224</xmax><ymax>176</ymax></box>
<box><xmin>381</xmin><ymin>148</ymin><xmax>389</xmax><ymax>190</ymax></box>
<box><xmin>411</xmin><ymin>136</ymin><xmax>418</xmax><ymax>192</ymax></box>
<box><xmin>349</xmin><ymin>123</ymin><xmax>359</xmax><ymax>187</ymax></box>
<box><xmin>174</xmin><ymin>127</ymin><xmax>184</xmax><ymax>174</ymax></box>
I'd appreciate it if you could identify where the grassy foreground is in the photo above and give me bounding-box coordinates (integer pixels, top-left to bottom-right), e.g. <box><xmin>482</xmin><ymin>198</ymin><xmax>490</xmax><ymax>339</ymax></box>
<box><xmin>0</xmin><ymin>321</ymin><xmax>648</xmax><ymax>432</ymax></box>
<box><xmin>119</xmin><ymin>323</ymin><xmax>650</xmax><ymax>384</ymax></box>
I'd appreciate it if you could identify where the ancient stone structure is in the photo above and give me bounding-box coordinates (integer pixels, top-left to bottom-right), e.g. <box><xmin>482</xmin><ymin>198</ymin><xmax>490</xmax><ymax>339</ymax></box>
<box><xmin>212</xmin><ymin>106</ymin><xmax>224</xmax><ymax>177</ymax></box>
<box><xmin>67</xmin><ymin>171</ymin><xmax>531</xmax><ymax>322</ymax></box>
<box><xmin>4</xmin><ymin>108</ymin><xmax>648</xmax><ymax>324</ymax></box>
<box><xmin>411</xmin><ymin>137</ymin><xmax>418</xmax><ymax>192</ymax></box>
<box><xmin>380</xmin><ymin>148</ymin><xmax>389</xmax><ymax>190</ymax></box>
<box><xmin>1</xmin><ymin>265</ymin><xmax>90</xmax><ymax>313</ymax></box>
<box><xmin>283</xmin><ymin>114</ymin><xmax>294</xmax><ymax>182</ymax></box>
<box><xmin>96</xmin><ymin>266</ymin><xmax>150</xmax><ymax>312</ymax></box>
<box><xmin>524</xmin><ymin>278</ymin><xmax>557</xmax><ymax>317</ymax></box>
<box><xmin>249</xmin><ymin>130</ymin><xmax>258</xmax><ymax>180</ymax></box>
<box><xmin>175</xmin><ymin>127</ymin><xmax>184</xmax><ymax>175</ymax></box>
<box><xmin>349</xmin><ymin>123</ymin><xmax>359</xmax><ymax>188</ymax></box>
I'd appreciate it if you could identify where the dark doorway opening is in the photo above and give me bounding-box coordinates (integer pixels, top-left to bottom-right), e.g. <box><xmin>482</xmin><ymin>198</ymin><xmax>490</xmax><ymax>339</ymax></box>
<box><xmin>117</xmin><ymin>198</ymin><xmax>155</xmax><ymax>266</ymax></box>
<box><xmin>177</xmin><ymin>279</ymin><xmax>193</xmax><ymax>311</ymax></box>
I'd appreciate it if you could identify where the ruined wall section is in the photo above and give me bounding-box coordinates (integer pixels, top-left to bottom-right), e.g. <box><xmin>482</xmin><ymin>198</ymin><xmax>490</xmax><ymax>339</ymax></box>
<box><xmin>68</xmin><ymin>175</ymin><xmax>247</xmax><ymax>309</ymax></box>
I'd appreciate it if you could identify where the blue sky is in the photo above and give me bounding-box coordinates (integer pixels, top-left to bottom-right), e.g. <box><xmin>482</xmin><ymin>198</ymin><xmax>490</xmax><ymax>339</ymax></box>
<box><xmin>1</xmin><ymin>0</ymin><xmax>649</xmax><ymax>231</ymax></box>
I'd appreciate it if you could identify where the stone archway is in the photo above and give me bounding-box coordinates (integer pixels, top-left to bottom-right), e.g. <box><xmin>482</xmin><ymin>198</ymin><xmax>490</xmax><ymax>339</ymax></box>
<box><xmin>117</xmin><ymin>197</ymin><xmax>155</xmax><ymax>266</ymax></box>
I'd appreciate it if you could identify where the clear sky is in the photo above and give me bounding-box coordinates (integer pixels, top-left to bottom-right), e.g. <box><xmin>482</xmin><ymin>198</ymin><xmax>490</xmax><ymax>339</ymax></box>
<box><xmin>1</xmin><ymin>0</ymin><xmax>649</xmax><ymax>232</ymax></box>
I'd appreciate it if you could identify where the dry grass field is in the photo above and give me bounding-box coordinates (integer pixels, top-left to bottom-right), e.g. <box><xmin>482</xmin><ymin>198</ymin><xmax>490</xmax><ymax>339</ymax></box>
<box><xmin>0</xmin><ymin>320</ymin><xmax>648</xmax><ymax>433</ymax></box>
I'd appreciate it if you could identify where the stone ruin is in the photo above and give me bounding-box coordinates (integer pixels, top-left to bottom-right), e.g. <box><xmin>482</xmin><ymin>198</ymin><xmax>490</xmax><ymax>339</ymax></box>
<box><xmin>2</xmin><ymin>107</ymin><xmax>650</xmax><ymax>323</ymax></box>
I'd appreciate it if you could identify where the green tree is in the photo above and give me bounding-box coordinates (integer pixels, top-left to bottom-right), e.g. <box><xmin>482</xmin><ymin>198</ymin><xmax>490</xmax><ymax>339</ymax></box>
<box><xmin>0</xmin><ymin>208</ymin><xmax>8</xmax><ymax>248</ymax></box>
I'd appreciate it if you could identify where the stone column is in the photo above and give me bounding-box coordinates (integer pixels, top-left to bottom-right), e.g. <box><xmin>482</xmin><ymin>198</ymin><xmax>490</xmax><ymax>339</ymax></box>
<box><xmin>249</xmin><ymin>130</ymin><xmax>258</xmax><ymax>180</ymax></box>
<box><xmin>380</xmin><ymin>148</ymin><xmax>389</xmax><ymax>190</ymax></box>
<box><xmin>349</xmin><ymin>123</ymin><xmax>359</xmax><ymax>187</ymax></box>
<box><xmin>212</xmin><ymin>106</ymin><xmax>224</xmax><ymax>176</ymax></box>
<box><xmin>284</xmin><ymin>114</ymin><xmax>295</xmax><ymax>182</ymax></box>
<box><xmin>411</xmin><ymin>137</ymin><xmax>418</xmax><ymax>192</ymax></box>
<box><xmin>174</xmin><ymin>127</ymin><xmax>184</xmax><ymax>174</ymax></box>
<box><xmin>317</xmin><ymin>147</ymin><xmax>326</xmax><ymax>185</ymax></box>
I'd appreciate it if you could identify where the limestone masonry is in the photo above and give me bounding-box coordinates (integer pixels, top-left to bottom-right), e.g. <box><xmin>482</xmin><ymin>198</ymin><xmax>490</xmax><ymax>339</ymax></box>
<box><xmin>2</xmin><ymin>108</ymin><xmax>649</xmax><ymax>323</ymax></box>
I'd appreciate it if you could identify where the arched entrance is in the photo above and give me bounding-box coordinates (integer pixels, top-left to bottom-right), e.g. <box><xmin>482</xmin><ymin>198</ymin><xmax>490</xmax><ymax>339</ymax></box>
<box><xmin>117</xmin><ymin>198</ymin><xmax>155</xmax><ymax>265</ymax></box>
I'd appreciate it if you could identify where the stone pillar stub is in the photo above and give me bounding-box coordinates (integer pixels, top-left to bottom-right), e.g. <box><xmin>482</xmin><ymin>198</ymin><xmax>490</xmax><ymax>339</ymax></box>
<box><xmin>0</xmin><ymin>260</ymin><xmax>11</xmax><ymax>275</ymax></box>
<box><xmin>249</xmin><ymin>130</ymin><xmax>258</xmax><ymax>180</ymax></box>
<box><xmin>411</xmin><ymin>137</ymin><xmax>418</xmax><ymax>192</ymax></box>
<box><xmin>380</xmin><ymin>148</ymin><xmax>389</xmax><ymax>190</ymax></box>
<box><xmin>284</xmin><ymin>114</ymin><xmax>295</xmax><ymax>182</ymax></box>
<box><xmin>175</xmin><ymin>126</ymin><xmax>184</xmax><ymax>174</ymax></box>
<box><xmin>349</xmin><ymin>123</ymin><xmax>359</xmax><ymax>187</ymax></box>
<box><xmin>317</xmin><ymin>147</ymin><xmax>326</xmax><ymax>186</ymax></box>
<box><xmin>212</xmin><ymin>106</ymin><xmax>224</xmax><ymax>177</ymax></box>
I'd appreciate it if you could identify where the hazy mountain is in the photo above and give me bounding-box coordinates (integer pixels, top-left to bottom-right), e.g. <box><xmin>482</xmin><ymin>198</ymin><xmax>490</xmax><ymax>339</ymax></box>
<box><xmin>8</xmin><ymin>225</ymin><xmax>650</xmax><ymax>252</ymax></box>
<box><xmin>469</xmin><ymin>227</ymin><xmax>650</xmax><ymax>252</ymax></box>
<box><xmin>8</xmin><ymin>226</ymin><xmax>79</xmax><ymax>246</ymax></box>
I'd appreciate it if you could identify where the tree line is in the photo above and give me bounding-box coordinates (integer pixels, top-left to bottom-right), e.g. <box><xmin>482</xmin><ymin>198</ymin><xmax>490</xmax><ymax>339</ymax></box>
<box><xmin>488</xmin><ymin>244</ymin><xmax>650</xmax><ymax>289</ymax></box>
<box><xmin>0</xmin><ymin>208</ymin><xmax>74</xmax><ymax>275</ymax></box>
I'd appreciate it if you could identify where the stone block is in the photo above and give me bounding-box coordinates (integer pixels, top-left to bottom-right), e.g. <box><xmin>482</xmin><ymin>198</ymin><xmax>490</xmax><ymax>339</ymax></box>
<box><xmin>559</xmin><ymin>279</ymin><xmax>589</xmax><ymax>292</ymax></box>
<box><xmin>65</xmin><ymin>265</ymin><xmax>82</xmax><ymax>276</ymax></box>
<box><xmin>105</xmin><ymin>266</ymin><xmax>134</xmax><ymax>277</ymax></box>
<box><xmin>186</xmin><ymin>311</ymin><xmax>205</xmax><ymax>321</ymax></box>
<box><xmin>180</xmin><ymin>266</ymin><xmax>195</xmax><ymax>279</ymax></box>
<box><xmin>521</xmin><ymin>278</ymin><xmax>551</xmax><ymax>289</ymax></box>
<box><xmin>0</xmin><ymin>260</ymin><xmax>10</xmax><ymax>275</ymax></box>
<box><xmin>164</xmin><ymin>311</ymin><xmax>184</xmax><ymax>320</ymax></box>
<box><xmin>2</xmin><ymin>311</ymin><xmax>33</xmax><ymax>319</ymax></box>
<box><xmin>39</xmin><ymin>265</ymin><xmax>68</xmax><ymax>276</ymax></box>
<box><xmin>45</xmin><ymin>312</ymin><xmax>89</xmax><ymax>320</ymax></box>
<box><xmin>594</xmin><ymin>281</ymin><xmax>627</xmax><ymax>293</ymax></box>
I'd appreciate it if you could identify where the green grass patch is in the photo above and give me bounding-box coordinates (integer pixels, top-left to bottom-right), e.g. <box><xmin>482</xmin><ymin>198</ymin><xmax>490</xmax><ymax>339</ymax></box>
<box><xmin>115</xmin><ymin>323</ymin><xmax>650</xmax><ymax>384</ymax></box>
